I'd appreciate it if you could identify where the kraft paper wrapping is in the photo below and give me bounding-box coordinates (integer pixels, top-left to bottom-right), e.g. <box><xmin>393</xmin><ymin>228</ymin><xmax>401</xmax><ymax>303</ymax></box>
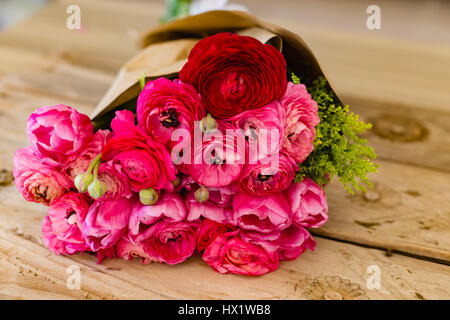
<box><xmin>91</xmin><ymin>10</ymin><xmax>340</xmax><ymax>121</ymax></box>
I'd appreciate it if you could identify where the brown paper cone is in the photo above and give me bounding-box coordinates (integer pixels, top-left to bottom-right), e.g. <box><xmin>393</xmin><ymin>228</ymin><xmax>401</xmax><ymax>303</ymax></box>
<box><xmin>91</xmin><ymin>10</ymin><xmax>340</xmax><ymax>121</ymax></box>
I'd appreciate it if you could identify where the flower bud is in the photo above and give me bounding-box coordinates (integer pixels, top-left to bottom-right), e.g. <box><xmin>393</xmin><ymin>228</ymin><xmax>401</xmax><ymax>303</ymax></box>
<box><xmin>194</xmin><ymin>186</ymin><xmax>209</xmax><ymax>203</ymax></box>
<box><xmin>87</xmin><ymin>179</ymin><xmax>106</xmax><ymax>199</ymax></box>
<box><xmin>139</xmin><ymin>188</ymin><xmax>159</xmax><ymax>205</ymax></box>
<box><xmin>172</xmin><ymin>176</ymin><xmax>181</xmax><ymax>188</ymax></box>
<box><xmin>200</xmin><ymin>114</ymin><xmax>218</xmax><ymax>132</ymax></box>
<box><xmin>74</xmin><ymin>173</ymin><xmax>94</xmax><ymax>193</ymax></box>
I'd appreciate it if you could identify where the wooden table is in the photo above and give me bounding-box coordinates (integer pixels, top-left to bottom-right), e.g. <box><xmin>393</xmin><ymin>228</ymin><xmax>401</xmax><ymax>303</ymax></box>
<box><xmin>0</xmin><ymin>0</ymin><xmax>449</xmax><ymax>300</ymax></box>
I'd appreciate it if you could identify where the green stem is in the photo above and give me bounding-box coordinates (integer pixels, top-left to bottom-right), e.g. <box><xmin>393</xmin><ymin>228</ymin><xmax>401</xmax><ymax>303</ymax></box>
<box><xmin>92</xmin><ymin>160</ymin><xmax>100</xmax><ymax>181</ymax></box>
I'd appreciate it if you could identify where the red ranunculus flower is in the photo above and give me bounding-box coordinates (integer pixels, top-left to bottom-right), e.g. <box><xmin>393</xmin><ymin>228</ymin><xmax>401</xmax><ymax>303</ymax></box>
<box><xmin>102</xmin><ymin>110</ymin><xmax>177</xmax><ymax>192</ymax></box>
<box><xmin>179</xmin><ymin>33</ymin><xmax>287</xmax><ymax>119</ymax></box>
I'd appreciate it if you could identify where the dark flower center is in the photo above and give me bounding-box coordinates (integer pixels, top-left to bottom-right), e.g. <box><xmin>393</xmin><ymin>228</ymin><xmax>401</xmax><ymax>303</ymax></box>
<box><xmin>160</xmin><ymin>109</ymin><xmax>180</xmax><ymax>128</ymax></box>
<box><xmin>257</xmin><ymin>173</ymin><xmax>272</xmax><ymax>182</ymax></box>
<box><xmin>35</xmin><ymin>186</ymin><xmax>48</xmax><ymax>200</ymax></box>
<box><xmin>167</xmin><ymin>235</ymin><xmax>181</xmax><ymax>242</ymax></box>
<box><xmin>66</xmin><ymin>210</ymin><xmax>76</xmax><ymax>219</ymax></box>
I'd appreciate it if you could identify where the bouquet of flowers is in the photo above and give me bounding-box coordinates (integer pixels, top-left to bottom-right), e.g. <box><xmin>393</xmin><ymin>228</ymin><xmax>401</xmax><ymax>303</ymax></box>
<box><xmin>13</xmin><ymin>11</ymin><xmax>376</xmax><ymax>276</ymax></box>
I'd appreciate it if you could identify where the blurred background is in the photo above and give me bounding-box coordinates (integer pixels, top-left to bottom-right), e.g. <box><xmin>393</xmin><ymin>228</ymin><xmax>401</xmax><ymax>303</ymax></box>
<box><xmin>0</xmin><ymin>0</ymin><xmax>47</xmax><ymax>30</ymax></box>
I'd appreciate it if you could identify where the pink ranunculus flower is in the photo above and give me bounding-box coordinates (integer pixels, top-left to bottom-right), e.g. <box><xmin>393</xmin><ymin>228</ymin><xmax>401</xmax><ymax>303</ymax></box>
<box><xmin>281</xmin><ymin>82</ymin><xmax>320</xmax><ymax>163</ymax></box>
<box><xmin>129</xmin><ymin>192</ymin><xmax>187</xmax><ymax>239</ymax></box>
<box><xmin>116</xmin><ymin>237</ymin><xmax>155</xmax><ymax>264</ymax></box>
<box><xmin>27</xmin><ymin>104</ymin><xmax>94</xmax><ymax>163</ymax></box>
<box><xmin>102</xmin><ymin>110</ymin><xmax>177</xmax><ymax>192</ymax></box>
<box><xmin>285</xmin><ymin>178</ymin><xmax>328</xmax><ymax>228</ymax></box>
<box><xmin>233</xmin><ymin>192</ymin><xmax>291</xmax><ymax>233</ymax></box>
<box><xmin>276</xmin><ymin>224</ymin><xmax>317</xmax><ymax>260</ymax></box>
<box><xmin>202</xmin><ymin>230</ymin><xmax>279</xmax><ymax>276</ymax></box>
<box><xmin>44</xmin><ymin>192</ymin><xmax>91</xmax><ymax>254</ymax></box>
<box><xmin>239</xmin><ymin>152</ymin><xmax>298</xmax><ymax>196</ymax></box>
<box><xmin>13</xmin><ymin>147</ymin><xmax>72</xmax><ymax>206</ymax></box>
<box><xmin>241</xmin><ymin>223</ymin><xmax>316</xmax><ymax>261</ymax></box>
<box><xmin>196</xmin><ymin>219</ymin><xmax>236</xmax><ymax>252</ymax></box>
<box><xmin>42</xmin><ymin>216</ymin><xmax>71</xmax><ymax>255</ymax></box>
<box><xmin>141</xmin><ymin>220</ymin><xmax>199</xmax><ymax>264</ymax></box>
<box><xmin>63</xmin><ymin>129</ymin><xmax>111</xmax><ymax>182</ymax></box>
<box><xmin>82</xmin><ymin>197</ymin><xmax>134</xmax><ymax>251</ymax></box>
<box><xmin>96</xmin><ymin>161</ymin><xmax>133</xmax><ymax>200</ymax></box>
<box><xmin>225</xmin><ymin>101</ymin><xmax>285</xmax><ymax>163</ymax></box>
<box><xmin>188</xmin><ymin>130</ymin><xmax>245</xmax><ymax>187</ymax></box>
<box><xmin>185</xmin><ymin>189</ymin><xmax>234</xmax><ymax>224</ymax></box>
<box><xmin>137</xmin><ymin>78</ymin><xmax>206</xmax><ymax>145</ymax></box>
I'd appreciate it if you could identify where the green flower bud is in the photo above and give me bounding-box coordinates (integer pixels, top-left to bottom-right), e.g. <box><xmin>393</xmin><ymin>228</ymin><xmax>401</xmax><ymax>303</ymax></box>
<box><xmin>74</xmin><ymin>173</ymin><xmax>94</xmax><ymax>193</ymax></box>
<box><xmin>87</xmin><ymin>179</ymin><xmax>106</xmax><ymax>199</ymax></box>
<box><xmin>200</xmin><ymin>114</ymin><xmax>218</xmax><ymax>132</ymax></box>
<box><xmin>194</xmin><ymin>186</ymin><xmax>209</xmax><ymax>203</ymax></box>
<box><xmin>139</xmin><ymin>188</ymin><xmax>159</xmax><ymax>205</ymax></box>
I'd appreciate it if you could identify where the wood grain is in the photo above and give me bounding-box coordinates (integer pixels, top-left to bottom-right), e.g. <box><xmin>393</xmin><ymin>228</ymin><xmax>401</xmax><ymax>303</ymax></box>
<box><xmin>1</xmin><ymin>215</ymin><xmax>449</xmax><ymax>300</ymax></box>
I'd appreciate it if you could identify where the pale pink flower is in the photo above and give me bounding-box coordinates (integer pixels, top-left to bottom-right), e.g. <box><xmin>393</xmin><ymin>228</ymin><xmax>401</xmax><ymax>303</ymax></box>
<box><xmin>13</xmin><ymin>147</ymin><xmax>71</xmax><ymax>206</ymax></box>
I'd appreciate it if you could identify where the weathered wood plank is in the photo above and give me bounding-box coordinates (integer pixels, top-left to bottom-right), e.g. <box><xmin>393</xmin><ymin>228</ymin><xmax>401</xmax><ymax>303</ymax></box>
<box><xmin>345</xmin><ymin>95</ymin><xmax>450</xmax><ymax>172</ymax></box>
